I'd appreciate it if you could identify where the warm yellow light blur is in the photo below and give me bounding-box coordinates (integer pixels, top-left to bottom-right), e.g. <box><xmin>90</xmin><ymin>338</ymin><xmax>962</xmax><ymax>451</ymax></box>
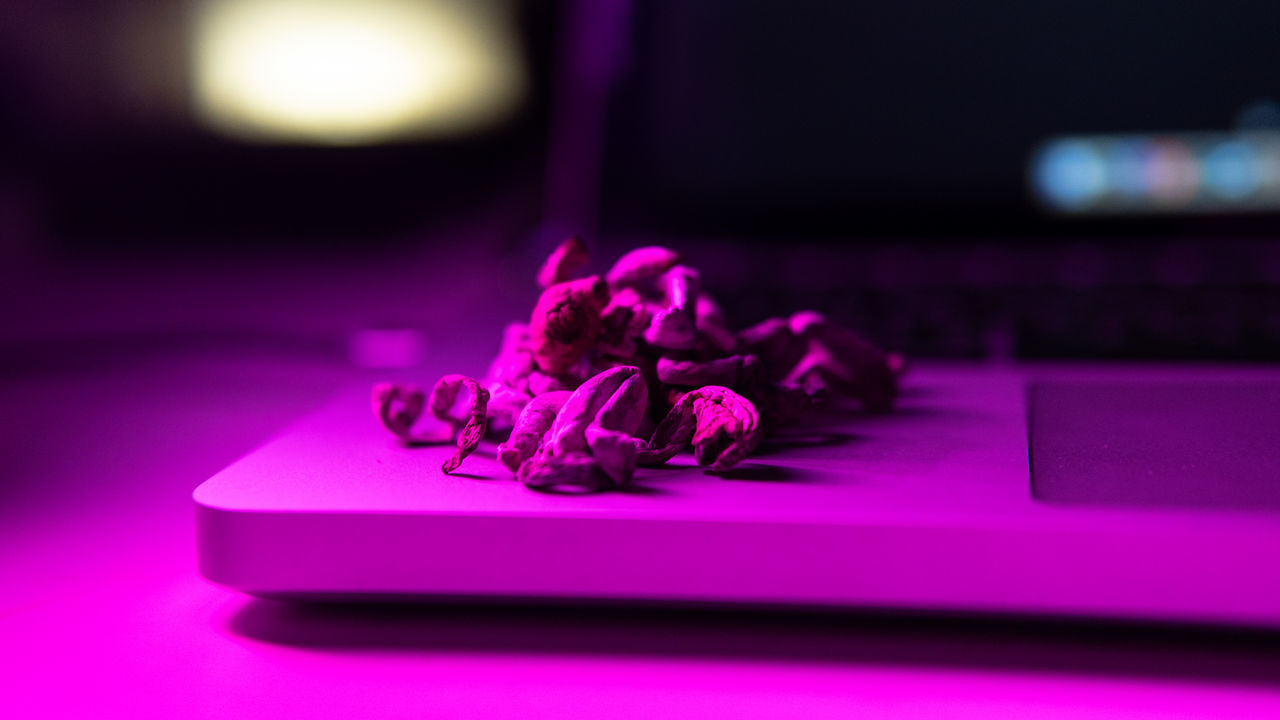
<box><xmin>193</xmin><ymin>0</ymin><xmax>525</xmax><ymax>144</ymax></box>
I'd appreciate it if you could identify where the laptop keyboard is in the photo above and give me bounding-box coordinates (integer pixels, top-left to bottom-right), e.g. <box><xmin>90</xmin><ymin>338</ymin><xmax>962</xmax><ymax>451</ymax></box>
<box><xmin>696</xmin><ymin>239</ymin><xmax>1280</xmax><ymax>360</ymax></box>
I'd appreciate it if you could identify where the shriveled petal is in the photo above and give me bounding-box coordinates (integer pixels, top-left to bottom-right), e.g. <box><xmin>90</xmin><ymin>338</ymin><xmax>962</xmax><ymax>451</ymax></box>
<box><xmin>696</xmin><ymin>293</ymin><xmax>738</xmax><ymax>354</ymax></box>
<box><xmin>518</xmin><ymin>451</ymin><xmax>612</xmax><ymax>492</ymax></box>
<box><xmin>583</xmin><ymin>370</ymin><xmax>648</xmax><ymax>486</ymax></box>
<box><xmin>513</xmin><ymin>366</ymin><xmax>649</xmax><ymax>489</ymax></box>
<box><xmin>637</xmin><ymin>391</ymin><xmax>697</xmax><ymax>466</ymax></box>
<box><xmin>788</xmin><ymin>311</ymin><xmax>899</xmax><ymax>412</ymax></box>
<box><xmin>605</xmin><ymin>246</ymin><xmax>682</xmax><ymax>291</ymax></box>
<box><xmin>541</xmin><ymin>365</ymin><xmax>642</xmax><ymax>458</ymax></box>
<box><xmin>737</xmin><ymin>317</ymin><xmax>809</xmax><ymax>382</ymax></box>
<box><xmin>427</xmin><ymin>374</ymin><xmax>490</xmax><ymax>474</ymax></box>
<box><xmin>656</xmin><ymin>354</ymin><xmax>759</xmax><ymax>389</ymax></box>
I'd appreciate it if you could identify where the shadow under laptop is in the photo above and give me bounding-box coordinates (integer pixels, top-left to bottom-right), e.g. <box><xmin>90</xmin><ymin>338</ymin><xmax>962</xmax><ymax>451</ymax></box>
<box><xmin>228</xmin><ymin>598</ymin><xmax>1280</xmax><ymax>688</ymax></box>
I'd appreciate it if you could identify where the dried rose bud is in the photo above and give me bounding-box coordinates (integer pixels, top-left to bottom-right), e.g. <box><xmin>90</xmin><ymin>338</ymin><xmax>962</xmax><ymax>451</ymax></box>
<box><xmin>541</xmin><ymin>367</ymin><xmax>642</xmax><ymax>447</ymax></box>
<box><xmin>787</xmin><ymin>311</ymin><xmax>898</xmax><ymax>412</ymax></box>
<box><xmin>497</xmin><ymin>390</ymin><xmax>571</xmax><ymax>472</ymax></box>
<box><xmin>598</xmin><ymin>301</ymin><xmax>639</xmax><ymax>359</ymax></box>
<box><xmin>371</xmin><ymin>382</ymin><xmax>426</xmax><ymax>442</ymax></box>
<box><xmin>523</xmin><ymin>365</ymin><xmax>648</xmax><ymax>488</ymax></box>
<box><xmin>643</xmin><ymin>265</ymin><xmax>700</xmax><ymax>350</ymax></box>
<box><xmin>518</xmin><ymin>451</ymin><xmax>612</xmax><ymax>492</ymax></box>
<box><xmin>540</xmin><ymin>366</ymin><xmax>637</xmax><ymax>453</ymax></box>
<box><xmin>426</xmin><ymin>374</ymin><xmax>490</xmax><ymax>474</ymax></box>
<box><xmin>605</xmin><ymin>246</ymin><xmax>683</xmax><ymax>291</ymax></box>
<box><xmin>537</xmin><ymin>236</ymin><xmax>590</xmax><ymax>289</ymax></box>
<box><xmin>583</xmin><ymin>367</ymin><xmax>649</xmax><ymax>486</ymax></box>
<box><xmin>737</xmin><ymin>317</ymin><xmax>809</xmax><ymax>382</ymax></box>
<box><xmin>378</xmin><ymin>241</ymin><xmax>906</xmax><ymax>491</ymax></box>
<box><xmin>604</xmin><ymin>286</ymin><xmax>648</xmax><ymax>319</ymax></box>
<box><xmin>645</xmin><ymin>311</ymin><xmax>697</xmax><ymax>351</ymax></box>
<box><xmin>637</xmin><ymin>391</ymin><xmax>695</xmax><ymax>467</ymax></box>
<box><xmin>657</xmin><ymin>354</ymin><xmax>812</xmax><ymax>431</ymax></box>
<box><xmin>529</xmin><ymin>276</ymin><xmax>610</xmax><ymax>375</ymax></box>
<box><xmin>598</xmin><ymin>287</ymin><xmax>651</xmax><ymax>359</ymax></box>
<box><xmin>640</xmin><ymin>385</ymin><xmax>762</xmax><ymax>471</ymax></box>
<box><xmin>689</xmin><ymin>387</ymin><xmax>762</xmax><ymax>470</ymax></box>
<box><xmin>656</xmin><ymin>354</ymin><xmax>760</xmax><ymax>389</ymax></box>
<box><xmin>696</xmin><ymin>293</ymin><xmax>738</xmax><ymax>354</ymax></box>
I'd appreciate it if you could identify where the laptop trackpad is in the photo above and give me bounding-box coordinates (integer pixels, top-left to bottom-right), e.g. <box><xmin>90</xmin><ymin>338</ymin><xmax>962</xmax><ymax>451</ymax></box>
<box><xmin>1029</xmin><ymin>381</ymin><xmax>1280</xmax><ymax>510</ymax></box>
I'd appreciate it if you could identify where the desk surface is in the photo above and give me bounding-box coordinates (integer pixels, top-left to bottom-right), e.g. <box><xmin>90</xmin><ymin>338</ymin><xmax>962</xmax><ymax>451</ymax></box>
<box><xmin>5</xmin><ymin>247</ymin><xmax>1280</xmax><ymax>718</ymax></box>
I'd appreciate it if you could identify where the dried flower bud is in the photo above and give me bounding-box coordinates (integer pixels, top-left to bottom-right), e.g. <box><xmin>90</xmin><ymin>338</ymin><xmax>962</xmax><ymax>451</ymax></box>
<box><xmin>426</xmin><ymin>374</ymin><xmax>490</xmax><ymax>474</ymax></box>
<box><xmin>518</xmin><ymin>451</ymin><xmax>611</xmax><ymax>492</ymax></box>
<box><xmin>537</xmin><ymin>236</ymin><xmax>590</xmax><ymax>289</ymax></box>
<box><xmin>529</xmin><ymin>276</ymin><xmax>610</xmax><ymax>375</ymax></box>
<box><xmin>371</xmin><ymin>382</ymin><xmax>426</xmax><ymax>442</ymax></box>
<box><xmin>605</xmin><ymin>246</ymin><xmax>683</xmax><ymax>291</ymax></box>
<box><xmin>583</xmin><ymin>368</ymin><xmax>649</xmax><ymax>485</ymax></box>
<box><xmin>656</xmin><ymin>354</ymin><xmax>761</xmax><ymax>389</ymax></box>
<box><xmin>643</xmin><ymin>265</ymin><xmax>700</xmax><ymax>350</ymax></box>
<box><xmin>374</xmin><ymin>240</ymin><xmax>907</xmax><ymax>493</ymax></box>
<box><xmin>604</xmin><ymin>286</ymin><xmax>648</xmax><ymax>317</ymax></box>
<box><xmin>524</xmin><ymin>365</ymin><xmax>648</xmax><ymax>487</ymax></box>
<box><xmin>696</xmin><ymin>293</ymin><xmax>738</xmax><ymax>354</ymax></box>
<box><xmin>539</xmin><ymin>366</ymin><xmax>641</xmax><ymax>456</ymax></box>
<box><xmin>689</xmin><ymin>388</ymin><xmax>763</xmax><ymax>470</ymax></box>
<box><xmin>737</xmin><ymin>317</ymin><xmax>809</xmax><ymax>382</ymax></box>
<box><xmin>598</xmin><ymin>303</ymin><xmax>639</xmax><ymax>359</ymax></box>
<box><xmin>787</xmin><ymin>311</ymin><xmax>898</xmax><ymax>412</ymax></box>
<box><xmin>640</xmin><ymin>385</ymin><xmax>762</xmax><ymax>471</ymax></box>
<box><xmin>497</xmin><ymin>390</ymin><xmax>571</xmax><ymax>472</ymax></box>
<box><xmin>657</xmin><ymin>354</ymin><xmax>812</xmax><ymax>431</ymax></box>
<box><xmin>598</xmin><ymin>287</ymin><xmax>650</xmax><ymax>359</ymax></box>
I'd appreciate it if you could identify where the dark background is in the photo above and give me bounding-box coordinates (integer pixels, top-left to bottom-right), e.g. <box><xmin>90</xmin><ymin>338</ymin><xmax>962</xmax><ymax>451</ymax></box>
<box><xmin>604</xmin><ymin>0</ymin><xmax>1280</xmax><ymax>238</ymax></box>
<box><xmin>5</xmin><ymin>7</ymin><xmax>1280</xmax><ymax>710</ymax></box>
<box><xmin>2</xmin><ymin>0</ymin><xmax>1280</xmax><ymax>360</ymax></box>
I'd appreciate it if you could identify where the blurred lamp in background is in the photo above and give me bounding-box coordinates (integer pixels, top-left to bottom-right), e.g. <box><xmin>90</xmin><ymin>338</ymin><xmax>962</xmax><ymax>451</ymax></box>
<box><xmin>192</xmin><ymin>0</ymin><xmax>526</xmax><ymax>144</ymax></box>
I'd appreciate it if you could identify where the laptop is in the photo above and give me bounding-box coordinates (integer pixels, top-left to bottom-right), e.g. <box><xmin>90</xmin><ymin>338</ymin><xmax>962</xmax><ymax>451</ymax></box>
<box><xmin>194</xmin><ymin>361</ymin><xmax>1280</xmax><ymax>625</ymax></box>
<box><xmin>196</xmin><ymin>1</ymin><xmax>1280</xmax><ymax>626</ymax></box>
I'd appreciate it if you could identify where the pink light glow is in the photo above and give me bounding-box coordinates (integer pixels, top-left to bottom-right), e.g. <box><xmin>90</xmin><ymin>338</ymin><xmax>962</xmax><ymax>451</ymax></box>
<box><xmin>6</xmin><ymin>573</ymin><xmax>1280</xmax><ymax>718</ymax></box>
<box><xmin>6</xmin><ymin>328</ymin><xmax>1280</xmax><ymax>716</ymax></box>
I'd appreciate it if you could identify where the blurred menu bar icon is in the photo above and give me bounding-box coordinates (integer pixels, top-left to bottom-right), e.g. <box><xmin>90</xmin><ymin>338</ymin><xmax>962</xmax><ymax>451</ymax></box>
<box><xmin>1031</xmin><ymin>131</ymin><xmax>1280</xmax><ymax>214</ymax></box>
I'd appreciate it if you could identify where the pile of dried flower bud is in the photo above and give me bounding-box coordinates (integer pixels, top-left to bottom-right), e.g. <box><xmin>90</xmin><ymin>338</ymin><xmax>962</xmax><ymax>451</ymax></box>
<box><xmin>372</xmin><ymin>239</ymin><xmax>904</xmax><ymax>492</ymax></box>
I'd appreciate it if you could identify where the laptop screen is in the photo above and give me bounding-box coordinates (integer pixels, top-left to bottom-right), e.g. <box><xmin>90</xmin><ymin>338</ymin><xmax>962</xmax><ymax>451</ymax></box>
<box><xmin>564</xmin><ymin>1</ymin><xmax>1280</xmax><ymax>361</ymax></box>
<box><xmin>598</xmin><ymin>1</ymin><xmax>1280</xmax><ymax>238</ymax></box>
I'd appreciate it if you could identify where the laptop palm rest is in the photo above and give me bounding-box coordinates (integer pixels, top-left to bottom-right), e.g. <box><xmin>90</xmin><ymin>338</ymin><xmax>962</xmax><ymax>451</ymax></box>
<box><xmin>1030</xmin><ymin>381</ymin><xmax>1280</xmax><ymax>510</ymax></box>
<box><xmin>195</xmin><ymin>366</ymin><xmax>1280</xmax><ymax>626</ymax></box>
